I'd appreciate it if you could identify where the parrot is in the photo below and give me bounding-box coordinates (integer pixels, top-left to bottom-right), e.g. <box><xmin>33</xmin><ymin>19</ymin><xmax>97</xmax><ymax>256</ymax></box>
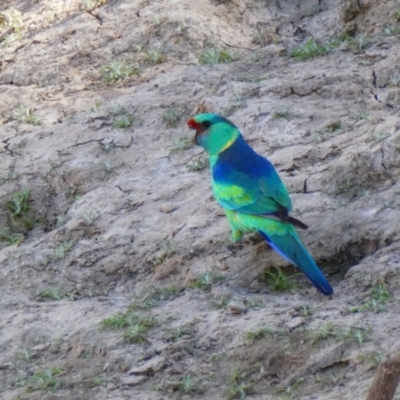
<box><xmin>187</xmin><ymin>113</ymin><xmax>333</xmax><ymax>296</ymax></box>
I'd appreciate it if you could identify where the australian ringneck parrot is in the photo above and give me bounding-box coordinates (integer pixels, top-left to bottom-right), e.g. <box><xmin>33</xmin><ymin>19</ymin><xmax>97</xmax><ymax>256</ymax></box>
<box><xmin>187</xmin><ymin>113</ymin><xmax>333</xmax><ymax>296</ymax></box>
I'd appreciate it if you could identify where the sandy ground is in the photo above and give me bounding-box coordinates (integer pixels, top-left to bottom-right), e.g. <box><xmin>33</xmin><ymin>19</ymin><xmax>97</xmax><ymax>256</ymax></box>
<box><xmin>1</xmin><ymin>0</ymin><xmax>400</xmax><ymax>399</ymax></box>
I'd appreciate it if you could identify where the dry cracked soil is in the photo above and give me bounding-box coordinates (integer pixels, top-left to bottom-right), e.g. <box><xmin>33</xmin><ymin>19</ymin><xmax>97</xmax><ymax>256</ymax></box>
<box><xmin>1</xmin><ymin>0</ymin><xmax>400</xmax><ymax>399</ymax></box>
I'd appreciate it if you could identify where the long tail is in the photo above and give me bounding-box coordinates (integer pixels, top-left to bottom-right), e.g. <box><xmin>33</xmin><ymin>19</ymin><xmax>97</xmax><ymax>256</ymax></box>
<box><xmin>259</xmin><ymin>230</ymin><xmax>333</xmax><ymax>296</ymax></box>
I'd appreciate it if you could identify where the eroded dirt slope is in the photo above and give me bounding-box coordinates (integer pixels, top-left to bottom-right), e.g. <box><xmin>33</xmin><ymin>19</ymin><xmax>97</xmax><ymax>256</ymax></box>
<box><xmin>1</xmin><ymin>0</ymin><xmax>400</xmax><ymax>399</ymax></box>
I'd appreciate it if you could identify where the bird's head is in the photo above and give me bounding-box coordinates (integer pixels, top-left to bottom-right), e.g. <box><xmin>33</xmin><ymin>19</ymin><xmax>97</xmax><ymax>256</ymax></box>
<box><xmin>187</xmin><ymin>113</ymin><xmax>239</xmax><ymax>155</ymax></box>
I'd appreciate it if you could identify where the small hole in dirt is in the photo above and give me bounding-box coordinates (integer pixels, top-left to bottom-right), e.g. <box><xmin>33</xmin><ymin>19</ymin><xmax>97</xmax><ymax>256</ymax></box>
<box><xmin>318</xmin><ymin>238</ymin><xmax>383</xmax><ymax>282</ymax></box>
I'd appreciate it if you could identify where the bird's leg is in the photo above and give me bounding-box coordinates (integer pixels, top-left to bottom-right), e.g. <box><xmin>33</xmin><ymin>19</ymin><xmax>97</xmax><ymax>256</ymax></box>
<box><xmin>223</xmin><ymin>208</ymin><xmax>244</xmax><ymax>242</ymax></box>
<box><xmin>231</xmin><ymin>228</ymin><xmax>243</xmax><ymax>243</ymax></box>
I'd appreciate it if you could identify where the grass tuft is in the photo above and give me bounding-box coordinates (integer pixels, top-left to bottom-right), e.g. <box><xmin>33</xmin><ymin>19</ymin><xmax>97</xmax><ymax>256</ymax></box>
<box><xmin>168</xmin><ymin>136</ymin><xmax>193</xmax><ymax>152</ymax></box>
<box><xmin>53</xmin><ymin>241</ymin><xmax>73</xmax><ymax>260</ymax></box>
<box><xmin>350</xmin><ymin>283</ymin><xmax>391</xmax><ymax>313</ymax></box>
<box><xmin>199</xmin><ymin>48</ymin><xmax>237</xmax><ymax>65</ymax></box>
<box><xmin>264</xmin><ymin>267</ymin><xmax>298</xmax><ymax>292</ymax></box>
<box><xmin>14</xmin><ymin>106</ymin><xmax>42</xmax><ymax>125</ymax></box>
<box><xmin>186</xmin><ymin>157</ymin><xmax>209</xmax><ymax>172</ymax></box>
<box><xmin>289</xmin><ymin>38</ymin><xmax>329</xmax><ymax>61</ymax></box>
<box><xmin>40</xmin><ymin>288</ymin><xmax>64</xmax><ymax>301</ymax></box>
<box><xmin>306</xmin><ymin>322</ymin><xmax>340</xmax><ymax>344</ymax></box>
<box><xmin>272</xmin><ymin>108</ymin><xmax>290</xmax><ymax>120</ymax></box>
<box><xmin>243</xmin><ymin>326</ymin><xmax>275</xmax><ymax>343</ymax></box>
<box><xmin>100</xmin><ymin>61</ymin><xmax>139</xmax><ymax>85</ymax></box>
<box><xmin>151</xmin><ymin>240</ymin><xmax>176</xmax><ymax>265</ymax></box>
<box><xmin>99</xmin><ymin>311</ymin><xmax>158</xmax><ymax>344</ymax></box>
<box><xmin>162</xmin><ymin>107</ymin><xmax>182</xmax><ymax>128</ymax></box>
<box><xmin>113</xmin><ymin>113</ymin><xmax>135</xmax><ymax>129</ymax></box>
<box><xmin>226</xmin><ymin>366</ymin><xmax>253</xmax><ymax>399</ymax></box>
<box><xmin>189</xmin><ymin>271</ymin><xmax>225</xmax><ymax>291</ymax></box>
<box><xmin>30</xmin><ymin>367</ymin><xmax>63</xmax><ymax>390</ymax></box>
<box><xmin>144</xmin><ymin>49</ymin><xmax>165</xmax><ymax>65</ymax></box>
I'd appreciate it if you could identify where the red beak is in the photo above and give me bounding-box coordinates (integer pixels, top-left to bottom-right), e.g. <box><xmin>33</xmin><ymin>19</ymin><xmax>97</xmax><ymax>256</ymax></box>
<box><xmin>188</xmin><ymin>118</ymin><xmax>202</xmax><ymax>144</ymax></box>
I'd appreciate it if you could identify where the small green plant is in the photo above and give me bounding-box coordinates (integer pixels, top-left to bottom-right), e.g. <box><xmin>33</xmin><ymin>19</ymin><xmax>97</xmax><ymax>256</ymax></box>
<box><xmin>351</xmin><ymin>298</ymin><xmax>384</xmax><ymax>313</ymax></box>
<box><xmin>264</xmin><ymin>267</ymin><xmax>298</xmax><ymax>292</ymax></box>
<box><xmin>65</xmin><ymin>186</ymin><xmax>82</xmax><ymax>202</ymax></box>
<box><xmin>335</xmin><ymin>177</ymin><xmax>355</xmax><ymax>196</ymax></box>
<box><xmin>382</xmin><ymin>25</ymin><xmax>400</xmax><ymax>36</ymax></box>
<box><xmin>189</xmin><ymin>271</ymin><xmax>225</xmax><ymax>291</ymax></box>
<box><xmin>353</xmin><ymin>110</ymin><xmax>373</xmax><ymax>122</ymax></box>
<box><xmin>100</xmin><ymin>61</ymin><xmax>138</xmax><ymax>85</ymax></box>
<box><xmin>99</xmin><ymin>311</ymin><xmax>158</xmax><ymax>343</ymax></box>
<box><xmin>2</xmin><ymin>32</ymin><xmax>23</xmax><ymax>46</ymax></box>
<box><xmin>151</xmin><ymin>240</ymin><xmax>176</xmax><ymax>265</ymax></box>
<box><xmin>251</xmin><ymin>29</ymin><xmax>265</xmax><ymax>46</ymax></box>
<box><xmin>100</xmin><ymin>161</ymin><xmax>114</xmax><ymax>174</ymax></box>
<box><xmin>55</xmin><ymin>214</ymin><xmax>68</xmax><ymax>228</ymax></box>
<box><xmin>277</xmin><ymin>378</ymin><xmax>305</xmax><ymax>399</ymax></box>
<box><xmin>123</xmin><ymin>317</ymin><xmax>158</xmax><ymax>343</ymax></box>
<box><xmin>99</xmin><ymin>312</ymin><xmax>131</xmax><ymax>330</ymax></box>
<box><xmin>306</xmin><ymin>322</ymin><xmax>340</xmax><ymax>344</ymax></box>
<box><xmin>210</xmin><ymin>353</ymin><xmax>224</xmax><ymax>363</ymax></box>
<box><xmin>289</xmin><ymin>38</ymin><xmax>329</xmax><ymax>61</ymax></box>
<box><xmin>1</xmin><ymin>234</ymin><xmax>25</xmax><ymax>245</ymax></box>
<box><xmin>162</xmin><ymin>107</ymin><xmax>182</xmax><ymax>128</ymax></box>
<box><xmin>179</xmin><ymin>374</ymin><xmax>199</xmax><ymax>393</ymax></box>
<box><xmin>53</xmin><ymin>241</ymin><xmax>73</xmax><ymax>260</ymax></box>
<box><xmin>341</xmin><ymin>326</ymin><xmax>371</xmax><ymax>345</ymax></box>
<box><xmin>272</xmin><ymin>108</ymin><xmax>290</xmax><ymax>120</ymax></box>
<box><xmin>169</xmin><ymin>136</ymin><xmax>193</xmax><ymax>152</ymax></box>
<box><xmin>367</xmin><ymin>131</ymin><xmax>391</xmax><ymax>143</ymax></box>
<box><xmin>145</xmin><ymin>49</ymin><xmax>165</xmax><ymax>65</ymax></box>
<box><xmin>129</xmin><ymin>286</ymin><xmax>182</xmax><ymax>310</ymax></box>
<box><xmin>14</xmin><ymin>105</ymin><xmax>42</xmax><ymax>125</ymax></box>
<box><xmin>251</xmin><ymin>51</ymin><xmax>263</xmax><ymax>62</ymax></box>
<box><xmin>91</xmin><ymin>376</ymin><xmax>104</xmax><ymax>387</ymax></box>
<box><xmin>226</xmin><ymin>367</ymin><xmax>252</xmax><ymax>399</ymax></box>
<box><xmin>389</xmin><ymin>73</ymin><xmax>400</xmax><ymax>86</ymax></box>
<box><xmin>313</xmin><ymin>121</ymin><xmax>341</xmax><ymax>142</ymax></box>
<box><xmin>350</xmin><ymin>283</ymin><xmax>391</xmax><ymax>313</ymax></box>
<box><xmin>7</xmin><ymin>190</ymin><xmax>30</xmax><ymax>217</ymax></box>
<box><xmin>244</xmin><ymin>326</ymin><xmax>274</xmax><ymax>343</ymax></box>
<box><xmin>6</xmin><ymin>190</ymin><xmax>35</xmax><ymax>231</ymax></box>
<box><xmin>78</xmin><ymin>211</ymin><xmax>99</xmax><ymax>226</ymax></box>
<box><xmin>325</xmin><ymin>121</ymin><xmax>341</xmax><ymax>132</ymax></box>
<box><xmin>40</xmin><ymin>287</ymin><xmax>64</xmax><ymax>301</ymax></box>
<box><xmin>329</xmin><ymin>33</ymin><xmax>351</xmax><ymax>48</ymax></box>
<box><xmin>187</xmin><ymin>157</ymin><xmax>209</xmax><ymax>172</ymax></box>
<box><xmin>372</xmin><ymin>283</ymin><xmax>391</xmax><ymax>301</ymax></box>
<box><xmin>30</xmin><ymin>367</ymin><xmax>63</xmax><ymax>390</ymax></box>
<box><xmin>296</xmin><ymin>304</ymin><xmax>317</xmax><ymax>317</ymax></box>
<box><xmin>199</xmin><ymin>48</ymin><xmax>237</xmax><ymax>65</ymax></box>
<box><xmin>117</xmin><ymin>288</ymin><xmax>177</xmax><ymax>314</ymax></box>
<box><xmin>81</xmin><ymin>0</ymin><xmax>106</xmax><ymax>11</ymax></box>
<box><xmin>113</xmin><ymin>113</ymin><xmax>135</xmax><ymax>129</ymax></box>
<box><xmin>0</xmin><ymin>9</ymin><xmax>24</xmax><ymax>46</ymax></box>
<box><xmin>165</xmin><ymin>323</ymin><xmax>195</xmax><ymax>342</ymax></box>
<box><xmin>357</xmin><ymin>352</ymin><xmax>382</xmax><ymax>368</ymax></box>
<box><xmin>148</xmin><ymin>286</ymin><xmax>181</xmax><ymax>301</ymax></box>
<box><xmin>16</xmin><ymin>347</ymin><xmax>34</xmax><ymax>363</ymax></box>
<box><xmin>210</xmin><ymin>295</ymin><xmax>230</xmax><ymax>309</ymax></box>
<box><xmin>350</xmin><ymin>34</ymin><xmax>369</xmax><ymax>51</ymax></box>
<box><xmin>99</xmin><ymin>141</ymin><xmax>116</xmax><ymax>153</ymax></box>
<box><xmin>243</xmin><ymin>297</ymin><xmax>262</xmax><ymax>309</ymax></box>
<box><xmin>129</xmin><ymin>296</ymin><xmax>159</xmax><ymax>311</ymax></box>
<box><xmin>396</xmin><ymin>6</ymin><xmax>400</xmax><ymax>22</ymax></box>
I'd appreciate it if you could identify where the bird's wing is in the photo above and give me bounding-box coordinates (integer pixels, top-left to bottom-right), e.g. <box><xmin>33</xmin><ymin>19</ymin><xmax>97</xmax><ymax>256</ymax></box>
<box><xmin>212</xmin><ymin>155</ymin><xmax>292</xmax><ymax>215</ymax></box>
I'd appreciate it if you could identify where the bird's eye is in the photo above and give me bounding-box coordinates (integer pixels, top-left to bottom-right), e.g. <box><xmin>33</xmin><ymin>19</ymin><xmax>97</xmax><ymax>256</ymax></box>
<box><xmin>202</xmin><ymin>121</ymin><xmax>212</xmax><ymax>129</ymax></box>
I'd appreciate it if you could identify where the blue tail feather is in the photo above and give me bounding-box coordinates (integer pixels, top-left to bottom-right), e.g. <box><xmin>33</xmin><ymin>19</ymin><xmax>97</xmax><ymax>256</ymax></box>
<box><xmin>259</xmin><ymin>231</ymin><xmax>333</xmax><ymax>296</ymax></box>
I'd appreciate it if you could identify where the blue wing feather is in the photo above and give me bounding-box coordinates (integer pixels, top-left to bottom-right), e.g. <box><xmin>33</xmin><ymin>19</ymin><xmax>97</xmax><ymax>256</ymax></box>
<box><xmin>212</xmin><ymin>136</ymin><xmax>292</xmax><ymax>213</ymax></box>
